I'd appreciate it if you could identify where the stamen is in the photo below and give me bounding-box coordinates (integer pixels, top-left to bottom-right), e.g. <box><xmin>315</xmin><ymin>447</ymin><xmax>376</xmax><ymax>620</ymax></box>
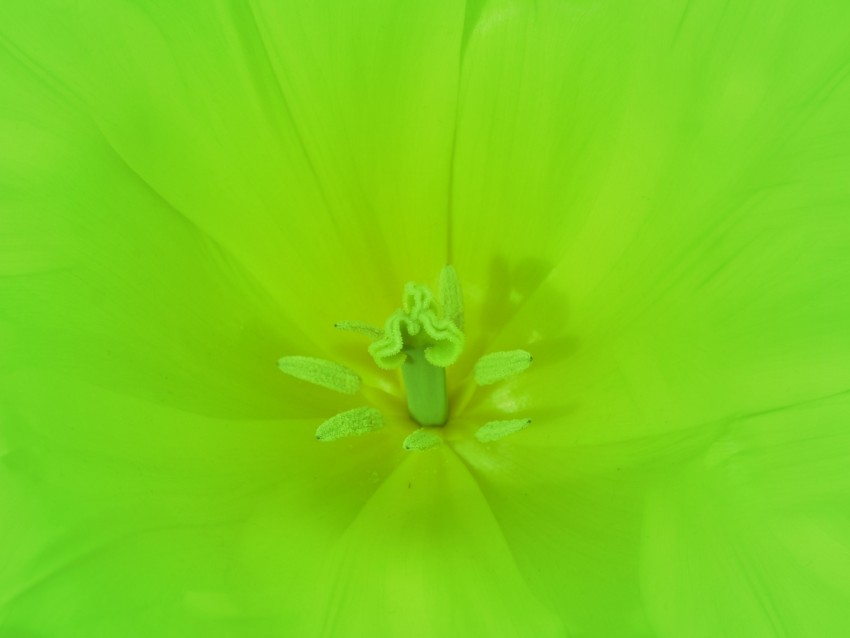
<box><xmin>315</xmin><ymin>406</ymin><xmax>384</xmax><ymax>441</ymax></box>
<box><xmin>474</xmin><ymin>350</ymin><xmax>533</xmax><ymax>386</ymax></box>
<box><xmin>334</xmin><ymin>321</ymin><xmax>383</xmax><ymax>339</ymax></box>
<box><xmin>439</xmin><ymin>264</ymin><xmax>464</xmax><ymax>332</ymax></box>
<box><xmin>403</xmin><ymin>428</ymin><xmax>443</xmax><ymax>451</ymax></box>
<box><xmin>278</xmin><ymin>355</ymin><xmax>361</xmax><ymax>395</ymax></box>
<box><xmin>475</xmin><ymin>418</ymin><xmax>531</xmax><ymax>443</ymax></box>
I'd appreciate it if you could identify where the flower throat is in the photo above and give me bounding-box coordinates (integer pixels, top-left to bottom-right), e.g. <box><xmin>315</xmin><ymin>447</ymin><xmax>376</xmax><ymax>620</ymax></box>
<box><xmin>278</xmin><ymin>266</ymin><xmax>533</xmax><ymax>448</ymax></box>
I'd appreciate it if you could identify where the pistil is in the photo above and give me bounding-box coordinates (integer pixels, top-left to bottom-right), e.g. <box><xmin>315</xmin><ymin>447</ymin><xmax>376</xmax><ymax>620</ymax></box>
<box><xmin>366</xmin><ymin>273</ymin><xmax>464</xmax><ymax>427</ymax></box>
<box><xmin>401</xmin><ymin>348</ymin><xmax>449</xmax><ymax>426</ymax></box>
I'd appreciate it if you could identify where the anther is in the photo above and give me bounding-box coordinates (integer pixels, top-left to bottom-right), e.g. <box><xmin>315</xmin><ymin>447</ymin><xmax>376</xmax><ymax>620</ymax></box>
<box><xmin>475</xmin><ymin>418</ymin><xmax>531</xmax><ymax>443</ymax></box>
<box><xmin>474</xmin><ymin>350</ymin><xmax>533</xmax><ymax>386</ymax></box>
<box><xmin>439</xmin><ymin>264</ymin><xmax>464</xmax><ymax>332</ymax></box>
<box><xmin>403</xmin><ymin>428</ymin><xmax>443</xmax><ymax>451</ymax></box>
<box><xmin>334</xmin><ymin>321</ymin><xmax>383</xmax><ymax>339</ymax></box>
<box><xmin>278</xmin><ymin>356</ymin><xmax>361</xmax><ymax>395</ymax></box>
<box><xmin>315</xmin><ymin>406</ymin><xmax>384</xmax><ymax>441</ymax></box>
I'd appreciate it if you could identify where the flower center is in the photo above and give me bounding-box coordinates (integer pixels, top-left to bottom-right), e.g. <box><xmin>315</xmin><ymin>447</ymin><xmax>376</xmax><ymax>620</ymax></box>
<box><xmin>278</xmin><ymin>265</ymin><xmax>535</xmax><ymax>448</ymax></box>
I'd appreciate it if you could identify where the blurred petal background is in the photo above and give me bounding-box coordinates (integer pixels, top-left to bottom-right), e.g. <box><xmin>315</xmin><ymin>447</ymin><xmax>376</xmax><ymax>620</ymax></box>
<box><xmin>2</xmin><ymin>0</ymin><xmax>850</xmax><ymax>636</ymax></box>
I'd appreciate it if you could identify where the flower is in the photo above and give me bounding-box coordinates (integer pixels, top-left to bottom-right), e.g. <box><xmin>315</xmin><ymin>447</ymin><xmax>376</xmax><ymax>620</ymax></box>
<box><xmin>2</xmin><ymin>0</ymin><xmax>850</xmax><ymax>636</ymax></box>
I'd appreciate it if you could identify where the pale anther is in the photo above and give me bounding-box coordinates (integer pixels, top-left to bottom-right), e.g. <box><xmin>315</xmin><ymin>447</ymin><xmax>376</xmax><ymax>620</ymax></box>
<box><xmin>439</xmin><ymin>264</ymin><xmax>464</xmax><ymax>332</ymax></box>
<box><xmin>278</xmin><ymin>355</ymin><xmax>361</xmax><ymax>394</ymax></box>
<box><xmin>475</xmin><ymin>418</ymin><xmax>531</xmax><ymax>443</ymax></box>
<box><xmin>403</xmin><ymin>428</ymin><xmax>443</xmax><ymax>451</ymax></box>
<box><xmin>316</xmin><ymin>406</ymin><xmax>384</xmax><ymax>441</ymax></box>
<box><xmin>334</xmin><ymin>321</ymin><xmax>383</xmax><ymax>339</ymax></box>
<box><xmin>474</xmin><ymin>350</ymin><xmax>533</xmax><ymax>386</ymax></box>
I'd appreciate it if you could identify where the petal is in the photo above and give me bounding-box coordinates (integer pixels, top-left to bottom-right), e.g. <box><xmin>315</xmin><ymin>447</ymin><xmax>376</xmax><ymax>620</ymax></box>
<box><xmin>450</xmin><ymin>0</ymin><xmax>637</xmax><ymax>351</ymax></box>
<box><xmin>2</xmin><ymin>19</ymin><xmax>410</xmax><ymax>413</ymax></box>
<box><xmin>641</xmin><ymin>391</ymin><xmax>850</xmax><ymax>636</ymax></box>
<box><xmin>0</xmin><ymin>371</ymin><xmax>403</xmax><ymax>636</ymax></box>
<box><xmin>0</xmin><ymin>75</ymin><xmax>335</xmax><ymax>417</ymax></box>
<box><xmin>452</xmin><ymin>0</ymin><xmax>850</xmax><ymax>358</ymax></box>
<box><xmin>0</xmin><ymin>0</ymin><xmax>466</xmax><ymax>341</ymax></box>
<box><xmin>453</xmin><ymin>392</ymin><xmax>850</xmax><ymax>634</ymax></box>
<box><xmin>455</xmin><ymin>0</ymin><xmax>850</xmax><ymax>444</ymax></box>
<box><xmin>233</xmin><ymin>445</ymin><xmax>564</xmax><ymax>636</ymax></box>
<box><xmin>451</xmin><ymin>420</ymin><xmax>725</xmax><ymax>635</ymax></box>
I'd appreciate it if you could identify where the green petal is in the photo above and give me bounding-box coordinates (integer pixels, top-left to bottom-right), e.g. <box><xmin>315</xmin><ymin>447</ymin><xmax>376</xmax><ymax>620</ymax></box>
<box><xmin>450</xmin><ymin>0</ymin><xmax>637</xmax><ymax>353</ymax></box>
<box><xmin>445</xmin><ymin>5</ymin><xmax>850</xmax><ymax>634</ymax></box>
<box><xmin>0</xmin><ymin>108</ymin><xmax>338</xmax><ymax>417</ymax></box>
<box><xmin>641</xmin><ymin>392</ymin><xmax>850</xmax><ymax>636</ymax></box>
<box><xmin>234</xmin><ymin>447</ymin><xmax>564</xmax><ymax>636</ymax></box>
<box><xmin>0</xmin><ymin>372</ymin><xmax>403</xmax><ymax>636</ymax></box>
<box><xmin>452</xmin><ymin>421</ymin><xmax>726</xmax><ymax>635</ymax></box>
<box><xmin>2</xmin><ymin>8</ymin><xmax>422</xmax><ymax>412</ymax></box>
<box><xmin>0</xmin><ymin>0</ymin><xmax>466</xmax><ymax>341</ymax></box>
<box><xmin>455</xmin><ymin>0</ymin><xmax>850</xmax><ymax>445</ymax></box>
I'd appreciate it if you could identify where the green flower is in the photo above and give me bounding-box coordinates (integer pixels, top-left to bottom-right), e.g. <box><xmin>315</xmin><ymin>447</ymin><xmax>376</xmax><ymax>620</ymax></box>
<box><xmin>2</xmin><ymin>1</ymin><xmax>850</xmax><ymax>636</ymax></box>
